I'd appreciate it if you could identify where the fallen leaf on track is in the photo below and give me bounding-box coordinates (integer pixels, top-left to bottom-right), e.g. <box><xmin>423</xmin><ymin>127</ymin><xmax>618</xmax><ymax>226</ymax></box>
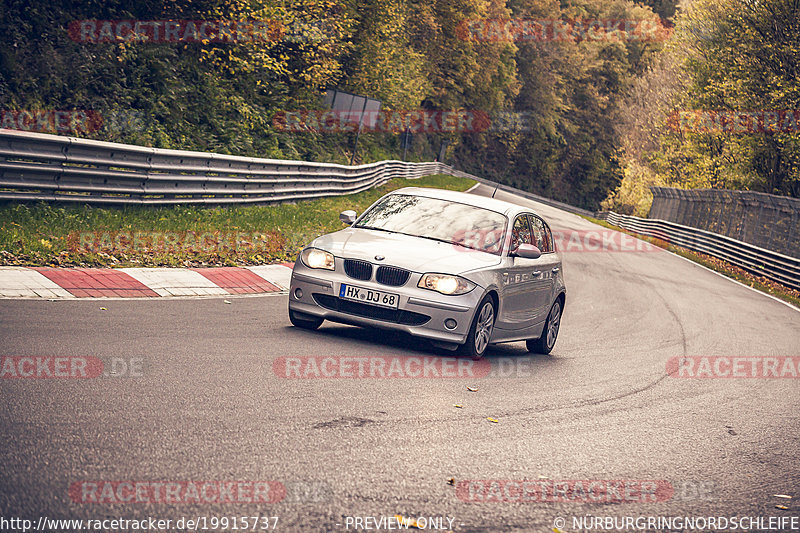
<box><xmin>394</xmin><ymin>515</ymin><xmax>423</xmax><ymax>529</ymax></box>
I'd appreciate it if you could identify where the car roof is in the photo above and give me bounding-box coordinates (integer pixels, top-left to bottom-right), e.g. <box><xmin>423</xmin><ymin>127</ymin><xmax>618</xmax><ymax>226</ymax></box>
<box><xmin>388</xmin><ymin>187</ymin><xmax>531</xmax><ymax>216</ymax></box>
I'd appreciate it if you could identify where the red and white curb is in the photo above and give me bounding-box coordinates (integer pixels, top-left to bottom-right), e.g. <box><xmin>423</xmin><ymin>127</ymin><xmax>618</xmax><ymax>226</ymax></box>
<box><xmin>0</xmin><ymin>264</ymin><xmax>294</xmax><ymax>299</ymax></box>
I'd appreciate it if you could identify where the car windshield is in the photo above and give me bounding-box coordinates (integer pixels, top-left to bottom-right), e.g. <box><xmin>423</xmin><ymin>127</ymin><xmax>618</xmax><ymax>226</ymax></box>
<box><xmin>354</xmin><ymin>193</ymin><xmax>508</xmax><ymax>255</ymax></box>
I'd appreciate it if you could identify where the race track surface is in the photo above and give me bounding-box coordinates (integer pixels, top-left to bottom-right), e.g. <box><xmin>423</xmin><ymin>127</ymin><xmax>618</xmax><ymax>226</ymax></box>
<box><xmin>1</xmin><ymin>184</ymin><xmax>798</xmax><ymax>532</ymax></box>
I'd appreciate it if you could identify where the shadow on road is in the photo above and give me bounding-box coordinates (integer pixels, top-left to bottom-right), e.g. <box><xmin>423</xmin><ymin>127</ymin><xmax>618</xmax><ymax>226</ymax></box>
<box><xmin>284</xmin><ymin>322</ymin><xmax>558</xmax><ymax>365</ymax></box>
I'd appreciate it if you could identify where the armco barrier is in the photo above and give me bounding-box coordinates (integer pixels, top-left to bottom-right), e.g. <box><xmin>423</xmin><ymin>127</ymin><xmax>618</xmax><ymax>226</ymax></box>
<box><xmin>443</xmin><ymin>167</ymin><xmax>597</xmax><ymax>218</ymax></box>
<box><xmin>455</xmin><ymin>173</ymin><xmax>800</xmax><ymax>291</ymax></box>
<box><xmin>1</xmin><ymin>128</ymin><xmax>797</xmax><ymax>291</ymax></box>
<box><xmin>0</xmin><ymin>129</ymin><xmax>449</xmax><ymax>205</ymax></box>
<box><xmin>649</xmin><ymin>186</ymin><xmax>800</xmax><ymax>258</ymax></box>
<box><xmin>597</xmin><ymin>211</ymin><xmax>800</xmax><ymax>291</ymax></box>
<box><xmin>0</xmin><ymin>129</ymin><xmax>597</xmax><ymax>218</ymax></box>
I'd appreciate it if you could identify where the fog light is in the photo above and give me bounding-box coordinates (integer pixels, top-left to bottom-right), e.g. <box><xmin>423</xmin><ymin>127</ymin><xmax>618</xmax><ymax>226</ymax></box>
<box><xmin>444</xmin><ymin>318</ymin><xmax>457</xmax><ymax>330</ymax></box>
<box><xmin>294</xmin><ymin>288</ymin><xmax>303</xmax><ymax>299</ymax></box>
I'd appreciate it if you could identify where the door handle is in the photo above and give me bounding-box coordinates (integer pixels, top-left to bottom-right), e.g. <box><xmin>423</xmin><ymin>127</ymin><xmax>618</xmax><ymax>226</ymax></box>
<box><xmin>532</xmin><ymin>270</ymin><xmax>541</xmax><ymax>276</ymax></box>
<box><xmin>552</xmin><ymin>267</ymin><xmax>560</xmax><ymax>273</ymax></box>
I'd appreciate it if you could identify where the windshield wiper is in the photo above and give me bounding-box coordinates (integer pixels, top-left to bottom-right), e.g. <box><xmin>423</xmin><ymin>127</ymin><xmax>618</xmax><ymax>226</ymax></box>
<box><xmin>354</xmin><ymin>225</ymin><xmax>396</xmax><ymax>234</ymax></box>
<box><xmin>357</xmin><ymin>225</ymin><xmax>445</xmax><ymax>243</ymax></box>
<box><xmin>355</xmin><ymin>225</ymin><xmax>501</xmax><ymax>254</ymax></box>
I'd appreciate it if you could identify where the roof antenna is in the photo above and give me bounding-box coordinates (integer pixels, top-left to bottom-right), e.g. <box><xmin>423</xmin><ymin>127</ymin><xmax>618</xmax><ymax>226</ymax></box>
<box><xmin>491</xmin><ymin>184</ymin><xmax>498</xmax><ymax>198</ymax></box>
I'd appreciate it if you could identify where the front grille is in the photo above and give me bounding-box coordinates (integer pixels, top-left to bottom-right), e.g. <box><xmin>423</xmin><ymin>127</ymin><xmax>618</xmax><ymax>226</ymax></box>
<box><xmin>344</xmin><ymin>259</ymin><xmax>372</xmax><ymax>281</ymax></box>
<box><xmin>376</xmin><ymin>266</ymin><xmax>410</xmax><ymax>287</ymax></box>
<box><xmin>313</xmin><ymin>294</ymin><xmax>430</xmax><ymax>326</ymax></box>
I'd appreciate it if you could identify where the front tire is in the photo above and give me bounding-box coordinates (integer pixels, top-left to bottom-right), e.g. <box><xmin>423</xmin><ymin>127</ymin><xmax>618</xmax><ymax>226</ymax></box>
<box><xmin>289</xmin><ymin>310</ymin><xmax>324</xmax><ymax>330</ymax></box>
<box><xmin>527</xmin><ymin>299</ymin><xmax>562</xmax><ymax>354</ymax></box>
<box><xmin>460</xmin><ymin>295</ymin><xmax>496</xmax><ymax>360</ymax></box>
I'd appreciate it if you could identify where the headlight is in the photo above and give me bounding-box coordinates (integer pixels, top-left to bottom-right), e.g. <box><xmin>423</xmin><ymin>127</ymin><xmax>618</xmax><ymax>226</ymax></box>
<box><xmin>300</xmin><ymin>248</ymin><xmax>335</xmax><ymax>270</ymax></box>
<box><xmin>418</xmin><ymin>273</ymin><xmax>475</xmax><ymax>295</ymax></box>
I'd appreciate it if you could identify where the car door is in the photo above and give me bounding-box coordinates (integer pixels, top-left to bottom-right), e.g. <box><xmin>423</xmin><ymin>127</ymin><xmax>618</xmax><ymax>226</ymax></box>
<box><xmin>529</xmin><ymin>214</ymin><xmax>558</xmax><ymax>318</ymax></box>
<box><xmin>497</xmin><ymin>213</ymin><xmax>551</xmax><ymax>330</ymax></box>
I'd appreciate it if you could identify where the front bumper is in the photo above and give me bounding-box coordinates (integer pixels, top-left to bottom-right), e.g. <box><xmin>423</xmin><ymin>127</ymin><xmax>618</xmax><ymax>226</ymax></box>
<box><xmin>288</xmin><ymin>260</ymin><xmax>484</xmax><ymax>345</ymax></box>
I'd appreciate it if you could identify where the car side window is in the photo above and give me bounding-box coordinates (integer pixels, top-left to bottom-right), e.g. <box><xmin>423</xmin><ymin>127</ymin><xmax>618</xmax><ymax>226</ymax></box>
<box><xmin>511</xmin><ymin>215</ymin><xmax>533</xmax><ymax>251</ymax></box>
<box><xmin>530</xmin><ymin>215</ymin><xmax>552</xmax><ymax>253</ymax></box>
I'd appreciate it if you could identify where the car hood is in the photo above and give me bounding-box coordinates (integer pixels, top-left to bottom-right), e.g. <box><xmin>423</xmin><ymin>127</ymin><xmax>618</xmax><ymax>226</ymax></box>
<box><xmin>311</xmin><ymin>228</ymin><xmax>501</xmax><ymax>274</ymax></box>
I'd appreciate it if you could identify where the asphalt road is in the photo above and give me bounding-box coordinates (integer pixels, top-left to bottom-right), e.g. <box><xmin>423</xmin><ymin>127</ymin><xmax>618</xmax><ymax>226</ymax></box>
<box><xmin>1</xmin><ymin>184</ymin><xmax>799</xmax><ymax>532</ymax></box>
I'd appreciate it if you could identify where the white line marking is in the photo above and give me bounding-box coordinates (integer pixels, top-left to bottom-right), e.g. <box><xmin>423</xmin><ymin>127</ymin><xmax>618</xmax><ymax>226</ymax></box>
<box><xmin>577</xmin><ymin>221</ymin><xmax>800</xmax><ymax>313</ymax></box>
<box><xmin>666</xmin><ymin>249</ymin><xmax>799</xmax><ymax>312</ymax></box>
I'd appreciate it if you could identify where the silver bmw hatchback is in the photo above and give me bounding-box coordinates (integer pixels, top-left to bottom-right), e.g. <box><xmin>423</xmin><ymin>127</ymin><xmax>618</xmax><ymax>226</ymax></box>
<box><xmin>287</xmin><ymin>187</ymin><xmax>566</xmax><ymax>359</ymax></box>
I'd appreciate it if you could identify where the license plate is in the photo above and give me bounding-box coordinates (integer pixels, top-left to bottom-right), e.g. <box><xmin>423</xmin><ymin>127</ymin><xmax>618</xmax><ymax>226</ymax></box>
<box><xmin>339</xmin><ymin>284</ymin><xmax>399</xmax><ymax>309</ymax></box>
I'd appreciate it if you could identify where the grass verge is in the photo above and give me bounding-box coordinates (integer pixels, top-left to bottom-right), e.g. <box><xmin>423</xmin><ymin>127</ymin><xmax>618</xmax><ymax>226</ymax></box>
<box><xmin>0</xmin><ymin>174</ymin><xmax>476</xmax><ymax>268</ymax></box>
<box><xmin>583</xmin><ymin>216</ymin><xmax>800</xmax><ymax>309</ymax></box>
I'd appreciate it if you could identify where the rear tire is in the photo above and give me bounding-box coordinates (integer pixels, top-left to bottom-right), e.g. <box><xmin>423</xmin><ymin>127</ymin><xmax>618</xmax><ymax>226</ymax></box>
<box><xmin>526</xmin><ymin>299</ymin><xmax>562</xmax><ymax>355</ymax></box>
<box><xmin>460</xmin><ymin>295</ymin><xmax>496</xmax><ymax>360</ymax></box>
<box><xmin>289</xmin><ymin>310</ymin><xmax>324</xmax><ymax>330</ymax></box>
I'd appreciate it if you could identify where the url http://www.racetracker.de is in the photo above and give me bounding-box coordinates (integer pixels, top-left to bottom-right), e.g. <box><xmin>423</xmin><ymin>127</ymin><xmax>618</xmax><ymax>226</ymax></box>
<box><xmin>0</xmin><ymin>515</ymin><xmax>279</xmax><ymax>532</ymax></box>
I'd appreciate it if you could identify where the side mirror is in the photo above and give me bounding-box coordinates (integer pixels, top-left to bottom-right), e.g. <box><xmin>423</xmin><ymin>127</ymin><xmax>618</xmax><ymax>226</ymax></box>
<box><xmin>513</xmin><ymin>243</ymin><xmax>541</xmax><ymax>259</ymax></box>
<box><xmin>339</xmin><ymin>210</ymin><xmax>357</xmax><ymax>225</ymax></box>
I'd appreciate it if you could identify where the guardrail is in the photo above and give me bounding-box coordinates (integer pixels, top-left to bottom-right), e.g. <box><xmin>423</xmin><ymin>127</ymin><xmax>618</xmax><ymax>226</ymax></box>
<box><xmin>2</xmin><ymin>129</ymin><xmax>797</xmax><ymax>292</ymax></box>
<box><xmin>596</xmin><ymin>211</ymin><xmax>800</xmax><ymax>291</ymax></box>
<box><xmin>443</xmin><ymin>168</ymin><xmax>598</xmax><ymax>218</ymax></box>
<box><xmin>450</xmin><ymin>170</ymin><xmax>800</xmax><ymax>291</ymax></box>
<box><xmin>0</xmin><ymin>130</ymin><xmax>450</xmax><ymax>205</ymax></box>
<box><xmin>649</xmin><ymin>186</ymin><xmax>800</xmax><ymax>258</ymax></box>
